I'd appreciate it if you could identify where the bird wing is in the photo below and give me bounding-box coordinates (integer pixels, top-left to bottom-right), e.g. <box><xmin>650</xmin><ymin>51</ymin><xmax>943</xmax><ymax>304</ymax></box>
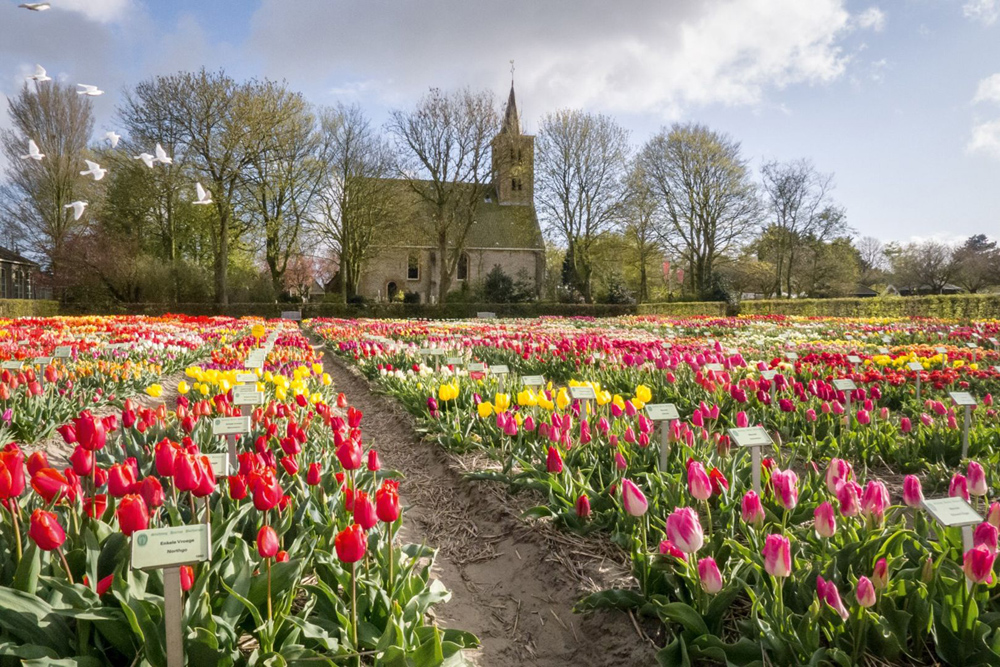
<box><xmin>84</xmin><ymin>160</ymin><xmax>99</xmax><ymax>170</ymax></box>
<box><xmin>155</xmin><ymin>144</ymin><xmax>166</xmax><ymax>159</ymax></box>
<box><xmin>196</xmin><ymin>183</ymin><xmax>206</xmax><ymax>199</ymax></box>
<box><xmin>34</xmin><ymin>64</ymin><xmax>46</xmax><ymax>77</ymax></box>
<box><xmin>28</xmin><ymin>140</ymin><xmax>39</xmax><ymax>153</ymax></box>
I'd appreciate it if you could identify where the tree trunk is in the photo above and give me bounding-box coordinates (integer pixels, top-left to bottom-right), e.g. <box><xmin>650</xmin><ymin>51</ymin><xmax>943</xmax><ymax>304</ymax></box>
<box><xmin>639</xmin><ymin>262</ymin><xmax>648</xmax><ymax>303</ymax></box>
<box><xmin>215</xmin><ymin>209</ymin><xmax>229</xmax><ymax>306</ymax></box>
<box><xmin>437</xmin><ymin>234</ymin><xmax>450</xmax><ymax>304</ymax></box>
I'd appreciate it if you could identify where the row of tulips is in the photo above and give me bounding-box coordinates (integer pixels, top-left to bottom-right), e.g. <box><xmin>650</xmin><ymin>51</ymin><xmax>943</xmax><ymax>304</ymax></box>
<box><xmin>309</xmin><ymin>315</ymin><xmax>1000</xmax><ymax>665</ymax></box>
<box><xmin>0</xmin><ymin>319</ymin><xmax>476</xmax><ymax>666</ymax></box>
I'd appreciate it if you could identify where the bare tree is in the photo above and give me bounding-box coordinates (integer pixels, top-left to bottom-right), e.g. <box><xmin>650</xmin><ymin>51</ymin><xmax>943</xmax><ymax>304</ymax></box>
<box><xmin>314</xmin><ymin>104</ymin><xmax>398</xmax><ymax>301</ymax></box>
<box><xmin>620</xmin><ymin>160</ymin><xmax>659</xmax><ymax>303</ymax></box>
<box><xmin>888</xmin><ymin>240</ymin><xmax>955</xmax><ymax>294</ymax></box>
<box><xmin>855</xmin><ymin>235</ymin><xmax>887</xmax><ymax>286</ymax></box>
<box><xmin>388</xmin><ymin>88</ymin><xmax>498</xmax><ymax>303</ymax></box>
<box><xmin>0</xmin><ymin>82</ymin><xmax>95</xmax><ymax>292</ymax></box>
<box><xmin>952</xmin><ymin>234</ymin><xmax>998</xmax><ymax>293</ymax></box>
<box><xmin>759</xmin><ymin>159</ymin><xmax>835</xmax><ymax>297</ymax></box>
<box><xmin>639</xmin><ymin>123</ymin><xmax>760</xmax><ymax>299</ymax></box>
<box><xmin>536</xmin><ymin>109</ymin><xmax>630</xmax><ymax>303</ymax></box>
<box><xmin>239</xmin><ymin>86</ymin><xmax>323</xmax><ymax>295</ymax></box>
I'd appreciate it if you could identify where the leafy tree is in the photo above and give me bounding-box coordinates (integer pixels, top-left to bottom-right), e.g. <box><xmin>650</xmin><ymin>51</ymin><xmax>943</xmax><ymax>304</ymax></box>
<box><xmin>952</xmin><ymin>234</ymin><xmax>998</xmax><ymax>293</ymax></box>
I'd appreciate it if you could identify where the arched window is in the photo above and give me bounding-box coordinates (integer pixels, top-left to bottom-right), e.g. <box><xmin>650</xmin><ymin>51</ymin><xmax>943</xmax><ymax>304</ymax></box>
<box><xmin>407</xmin><ymin>253</ymin><xmax>419</xmax><ymax>281</ymax></box>
<box><xmin>457</xmin><ymin>253</ymin><xmax>469</xmax><ymax>281</ymax></box>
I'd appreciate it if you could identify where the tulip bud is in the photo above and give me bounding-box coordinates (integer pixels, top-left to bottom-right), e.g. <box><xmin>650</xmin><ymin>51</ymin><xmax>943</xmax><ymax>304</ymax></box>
<box><xmin>575</xmin><ymin>494</ymin><xmax>591</xmax><ymax>519</ymax></box>
<box><xmin>872</xmin><ymin>557</ymin><xmax>888</xmax><ymax>591</ymax></box>
<box><xmin>968</xmin><ymin>461</ymin><xmax>988</xmax><ymax>497</ymax></box>
<box><xmin>771</xmin><ymin>469</ymin><xmax>799</xmax><ymax>510</ymax></box>
<box><xmin>762</xmin><ymin>534</ymin><xmax>791</xmax><ymax>577</ymax></box>
<box><xmin>856</xmin><ymin>576</ymin><xmax>876</xmax><ymax>607</ymax></box>
<box><xmin>376</xmin><ymin>483</ymin><xmax>401</xmax><ymax>523</ymax></box>
<box><xmin>335</xmin><ymin>523</ymin><xmax>367</xmax><ymax>563</ymax></box>
<box><xmin>697</xmin><ymin>557</ymin><xmax>723</xmax><ymax>594</ymax></box>
<box><xmin>814</xmin><ymin>501</ymin><xmax>836</xmax><ymax>538</ymax></box>
<box><xmin>902</xmin><ymin>475</ymin><xmax>924</xmax><ymax>507</ymax></box>
<box><xmin>741</xmin><ymin>491</ymin><xmax>765</xmax><ymax>525</ymax></box>
<box><xmin>28</xmin><ymin>509</ymin><xmax>66</xmax><ymax>551</ymax></box>
<box><xmin>687</xmin><ymin>460</ymin><xmax>712</xmax><ymax>501</ymax></box>
<box><xmin>963</xmin><ymin>545</ymin><xmax>996</xmax><ymax>585</ymax></box>
<box><xmin>546</xmin><ymin>447</ymin><xmax>563</xmax><ymax>474</ymax></box>
<box><xmin>665</xmin><ymin>507</ymin><xmax>704</xmax><ymax>554</ymax></box>
<box><xmin>117</xmin><ymin>494</ymin><xmax>150</xmax><ymax>536</ymax></box>
<box><xmin>257</xmin><ymin>525</ymin><xmax>279</xmax><ymax>559</ymax></box>
<box><xmin>306</xmin><ymin>463</ymin><xmax>322</xmax><ymax>486</ymax></box>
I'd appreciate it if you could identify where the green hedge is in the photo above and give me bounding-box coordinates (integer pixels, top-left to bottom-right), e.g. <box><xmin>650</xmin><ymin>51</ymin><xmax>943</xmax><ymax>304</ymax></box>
<box><xmin>739</xmin><ymin>294</ymin><xmax>1000</xmax><ymax>320</ymax></box>
<box><xmin>0</xmin><ymin>299</ymin><xmax>60</xmax><ymax>318</ymax></box>
<box><xmin>637</xmin><ymin>301</ymin><xmax>730</xmax><ymax>317</ymax></box>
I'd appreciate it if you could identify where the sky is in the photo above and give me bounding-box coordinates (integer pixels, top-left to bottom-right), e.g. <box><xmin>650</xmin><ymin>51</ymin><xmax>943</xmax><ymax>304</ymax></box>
<box><xmin>1</xmin><ymin>0</ymin><xmax>999</xmax><ymax>246</ymax></box>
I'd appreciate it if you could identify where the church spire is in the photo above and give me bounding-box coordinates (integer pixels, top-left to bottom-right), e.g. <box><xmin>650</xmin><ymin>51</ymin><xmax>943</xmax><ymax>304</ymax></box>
<box><xmin>502</xmin><ymin>61</ymin><xmax>520</xmax><ymax>135</ymax></box>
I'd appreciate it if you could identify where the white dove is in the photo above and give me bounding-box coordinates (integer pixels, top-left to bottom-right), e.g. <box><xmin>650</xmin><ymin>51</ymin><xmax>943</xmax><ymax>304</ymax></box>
<box><xmin>20</xmin><ymin>139</ymin><xmax>44</xmax><ymax>161</ymax></box>
<box><xmin>104</xmin><ymin>131</ymin><xmax>121</xmax><ymax>148</ymax></box>
<box><xmin>80</xmin><ymin>160</ymin><xmax>107</xmax><ymax>181</ymax></box>
<box><xmin>135</xmin><ymin>153</ymin><xmax>155</xmax><ymax>168</ymax></box>
<box><xmin>77</xmin><ymin>84</ymin><xmax>104</xmax><ymax>96</ymax></box>
<box><xmin>18</xmin><ymin>3</ymin><xmax>51</xmax><ymax>10</ymax></box>
<box><xmin>153</xmin><ymin>143</ymin><xmax>172</xmax><ymax>165</ymax></box>
<box><xmin>192</xmin><ymin>182</ymin><xmax>213</xmax><ymax>205</ymax></box>
<box><xmin>64</xmin><ymin>201</ymin><xmax>88</xmax><ymax>221</ymax></box>
<box><xmin>27</xmin><ymin>65</ymin><xmax>51</xmax><ymax>83</ymax></box>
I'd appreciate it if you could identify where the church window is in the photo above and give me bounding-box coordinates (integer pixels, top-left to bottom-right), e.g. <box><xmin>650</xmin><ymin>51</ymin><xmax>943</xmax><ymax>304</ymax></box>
<box><xmin>511</xmin><ymin>178</ymin><xmax>517</xmax><ymax>191</ymax></box>
<box><xmin>407</xmin><ymin>253</ymin><xmax>419</xmax><ymax>281</ymax></box>
<box><xmin>510</xmin><ymin>147</ymin><xmax>515</xmax><ymax>161</ymax></box>
<box><xmin>457</xmin><ymin>253</ymin><xmax>469</xmax><ymax>281</ymax></box>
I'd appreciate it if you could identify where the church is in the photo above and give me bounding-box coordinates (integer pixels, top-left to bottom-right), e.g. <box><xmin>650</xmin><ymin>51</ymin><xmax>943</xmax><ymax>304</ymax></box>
<box><xmin>356</xmin><ymin>84</ymin><xmax>545</xmax><ymax>303</ymax></box>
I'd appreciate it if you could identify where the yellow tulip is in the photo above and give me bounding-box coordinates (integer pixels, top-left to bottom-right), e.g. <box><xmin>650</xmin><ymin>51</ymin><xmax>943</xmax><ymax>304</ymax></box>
<box><xmin>198</xmin><ymin>383</ymin><xmax>209</xmax><ymax>396</ymax></box>
<box><xmin>635</xmin><ymin>385</ymin><xmax>652</xmax><ymax>404</ymax></box>
<box><xmin>556</xmin><ymin>388</ymin><xmax>570</xmax><ymax>410</ymax></box>
<box><xmin>275</xmin><ymin>386</ymin><xmax>287</xmax><ymax>401</ymax></box>
<box><xmin>477</xmin><ymin>402</ymin><xmax>494</xmax><ymax>418</ymax></box>
<box><xmin>176</xmin><ymin>381</ymin><xmax>189</xmax><ymax>395</ymax></box>
<box><xmin>322</xmin><ymin>373</ymin><xmax>332</xmax><ymax>386</ymax></box>
<box><xmin>517</xmin><ymin>389</ymin><xmax>537</xmax><ymax>407</ymax></box>
<box><xmin>145</xmin><ymin>384</ymin><xmax>163</xmax><ymax>398</ymax></box>
<box><xmin>494</xmin><ymin>393</ymin><xmax>511</xmax><ymax>412</ymax></box>
<box><xmin>312</xmin><ymin>363</ymin><xmax>323</xmax><ymax>375</ymax></box>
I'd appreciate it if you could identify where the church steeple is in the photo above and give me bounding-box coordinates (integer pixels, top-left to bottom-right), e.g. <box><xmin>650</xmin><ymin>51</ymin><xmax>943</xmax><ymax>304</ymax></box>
<box><xmin>501</xmin><ymin>82</ymin><xmax>520</xmax><ymax>135</ymax></box>
<box><xmin>491</xmin><ymin>65</ymin><xmax>533</xmax><ymax>206</ymax></box>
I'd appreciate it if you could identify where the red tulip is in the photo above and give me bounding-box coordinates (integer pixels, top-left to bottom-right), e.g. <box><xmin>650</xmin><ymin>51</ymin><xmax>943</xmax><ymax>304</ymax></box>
<box><xmin>575</xmin><ymin>494</ymin><xmax>591</xmax><ymax>519</ymax></box>
<box><xmin>353</xmin><ymin>490</ymin><xmax>378</xmax><ymax>530</ymax></box>
<box><xmin>0</xmin><ymin>446</ymin><xmax>25</xmax><ymax>499</ymax></box>
<box><xmin>107</xmin><ymin>464</ymin><xmax>137</xmax><ymax>498</ymax></box>
<box><xmin>192</xmin><ymin>456</ymin><xmax>216</xmax><ymax>498</ymax></box>
<box><xmin>84</xmin><ymin>494</ymin><xmax>108</xmax><ymax>519</ymax></box>
<box><xmin>174</xmin><ymin>452</ymin><xmax>202</xmax><ymax>492</ymax></box>
<box><xmin>73</xmin><ymin>411</ymin><xmax>106</xmax><ymax>451</ymax></box>
<box><xmin>306</xmin><ymin>463</ymin><xmax>322</xmax><ymax>486</ymax></box>
<box><xmin>367</xmin><ymin>450</ymin><xmax>381</xmax><ymax>472</ymax></box>
<box><xmin>280</xmin><ymin>456</ymin><xmax>299</xmax><ymax>476</ymax></box>
<box><xmin>69</xmin><ymin>446</ymin><xmax>94</xmax><ymax>477</ymax></box>
<box><xmin>96</xmin><ymin>574</ymin><xmax>114</xmax><ymax>596</ymax></box>
<box><xmin>155</xmin><ymin>439</ymin><xmax>178</xmax><ymax>477</ymax></box>
<box><xmin>56</xmin><ymin>424</ymin><xmax>77</xmax><ymax>444</ymax></box>
<box><xmin>337</xmin><ymin>393</ymin><xmax>348</xmax><ymax>408</ymax></box>
<box><xmin>139</xmin><ymin>476</ymin><xmax>165</xmax><ymax>508</ymax></box>
<box><xmin>31</xmin><ymin>467</ymin><xmax>72</xmax><ymax>502</ymax></box>
<box><xmin>26</xmin><ymin>451</ymin><xmax>48</xmax><ymax>477</ymax></box>
<box><xmin>180</xmin><ymin>566</ymin><xmax>194</xmax><ymax>592</ymax></box>
<box><xmin>335</xmin><ymin>523</ymin><xmax>367</xmax><ymax>563</ymax></box>
<box><xmin>376</xmin><ymin>484</ymin><xmax>400</xmax><ymax>523</ymax></box>
<box><xmin>117</xmin><ymin>494</ymin><xmax>150</xmax><ymax>536</ymax></box>
<box><xmin>28</xmin><ymin>509</ymin><xmax>66</xmax><ymax>551</ymax></box>
<box><xmin>257</xmin><ymin>525</ymin><xmax>279</xmax><ymax>559</ymax></box>
<box><xmin>546</xmin><ymin>446</ymin><xmax>563</xmax><ymax>473</ymax></box>
<box><xmin>251</xmin><ymin>473</ymin><xmax>282</xmax><ymax>511</ymax></box>
<box><xmin>275</xmin><ymin>550</ymin><xmax>289</xmax><ymax>563</ymax></box>
<box><xmin>228</xmin><ymin>474</ymin><xmax>248</xmax><ymax>500</ymax></box>
<box><xmin>336</xmin><ymin>442</ymin><xmax>363</xmax><ymax>470</ymax></box>
<box><xmin>347</xmin><ymin>406</ymin><xmax>363</xmax><ymax>428</ymax></box>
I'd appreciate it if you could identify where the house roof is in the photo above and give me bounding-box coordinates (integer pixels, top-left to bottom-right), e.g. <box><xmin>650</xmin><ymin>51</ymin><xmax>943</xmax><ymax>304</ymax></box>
<box><xmin>366</xmin><ymin>178</ymin><xmax>544</xmax><ymax>252</ymax></box>
<box><xmin>0</xmin><ymin>247</ymin><xmax>38</xmax><ymax>267</ymax></box>
<box><xmin>851</xmin><ymin>284</ymin><xmax>878</xmax><ymax>296</ymax></box>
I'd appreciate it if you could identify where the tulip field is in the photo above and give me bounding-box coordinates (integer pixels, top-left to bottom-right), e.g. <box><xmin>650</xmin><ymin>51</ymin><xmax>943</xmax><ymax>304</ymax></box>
<box><xmin>0</xmin><ymin>315</ymin><xmax>474</xmax><ymax>666</ymax></box>
<box><xmin>307</xmin><ymin>314</ymin><xmax>1000</xmax><ymax>666</ymax></box>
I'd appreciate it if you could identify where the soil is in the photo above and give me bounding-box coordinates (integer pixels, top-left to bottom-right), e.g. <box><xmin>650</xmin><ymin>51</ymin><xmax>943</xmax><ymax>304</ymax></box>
<box><xmin>317</xmin><ymin>346</ymin><xmax>662</xmax><ymax>667</ymax></box>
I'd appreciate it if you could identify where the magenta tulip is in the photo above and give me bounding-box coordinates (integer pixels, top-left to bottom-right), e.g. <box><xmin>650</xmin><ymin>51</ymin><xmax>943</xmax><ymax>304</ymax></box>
<box><xmin>856</xmin><ymin>576</ymin><xmax>876</xmax><ymax>608</ymax></box>
<box><xmin>741</xmin><ymin>491</ymin><xmax>765</xmax><ymax>525</ymax></box>
<box><xmin>762</xmin><ymin>534</ymin><xmax>791</xmax><ymax>577</ymax></box>
<box><xmin>621</xmin><ymin>479</ymin><xmax>648</xmax><ymax>517</ymax></box>
<box><xmin>949</xmin><ymin>474</ymin><xmax>970</xmax><ymax>502</ymax></box>
<box><xmin>697</xmin><ymin>557</ymin><xmax>723</xmax><ymax>594</ymax></box>
<box><xmin>968</xmin><ymin>461</ymin><xmax>988</xmax><ymax>497</ymax></box>
<box><xmin>687</xmin><ymin>460</ymin><xmax>712</xmax><ymax>501</ymax></box>
<box><xmin>963</xmin><ymin>545</ymin><xmax>996</xmax><ymax>585</ymax></box>
<box><xmin>814</xmin><ymin>501</ymin><xmax>836</xmax><ymax>538</ymax></box>
<box><xmin>665</xmin><ymin>507</ymin><xmax>704</xmax><ymax>554</ymax></box>
<box><xmin>771</xmin><ymin>469</ymin><xmax>799</xmax><ymax>510</ymax></box>
<box><xmin>902</xmin><ymin>475</ymin><xmax>924</xmax><ymax>508</ymax></box>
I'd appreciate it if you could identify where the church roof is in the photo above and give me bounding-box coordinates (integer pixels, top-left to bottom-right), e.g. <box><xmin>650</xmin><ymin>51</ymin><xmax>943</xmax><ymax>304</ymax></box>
<box><xmin>501</xmin><ymin>83</ymin><xmax>520</xmax><ymax>135</ymax></box>
<box><xmin>369</xmin><ymin>179</ymin><xmax>544</xmax><ymax>252</ymax></box>
<box><xmin>0</xmin><ymin>247</ymin><xmax>38</xmax><ymax>266</ymax></box>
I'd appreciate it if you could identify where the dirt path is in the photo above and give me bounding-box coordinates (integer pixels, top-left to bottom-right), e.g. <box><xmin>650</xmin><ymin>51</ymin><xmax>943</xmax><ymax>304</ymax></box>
<box><xmin>319</xmin><ymin>347</ymin><xmax>661</xmax><ymax>667</ymax></box>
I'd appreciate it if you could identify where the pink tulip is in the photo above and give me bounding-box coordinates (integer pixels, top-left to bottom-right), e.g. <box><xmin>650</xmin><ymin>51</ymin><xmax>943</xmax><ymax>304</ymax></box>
<box><xmin>861</xmin><ymin>480</ymin><xmax>890</xmax><ymax>521</ymax></box>
<box><xmin>762</xmin><ymin>534</ymin><xmax>792</xmax><ymax>577</ymax></box>
<box><xmin>736</xmin><ymin>411</ymin><xmax>748</xmax><ymax>428</ymax></box>
<box><xmin>920</xmin><ymin>413</ymin><xmax>934</xmax><ymax>428</ymax></box>
<box><xmin>771</xmin><ymin>469</ymin><xmax>799</xmax><ymax>511</ymax></box>
<box><xmin>691</xmin><ymin>411</ymin><xmax>704</xmax><ymax>428</ymax></box>
<box><xmin>825</xmin><ymin>458</ymin><xmax>852</xmax><ymax>494</ymax></box>
<box><xmin>546</xmin><ymin>447</ymin><xmax>563</xmax><ymax>474</ymax></box>
<box><xmin>831</xmin><ymin>401</ymin><xmax>845</xmax><ymax>415</ymax></box>
<box><xmin>805</xmin><ymin>408</ymin><xmax>817</xmax><ymax>422</ymax></box>
<box><xmin>821</xmin><ymin>401</ymin><xmax>831</xmax><ymax>414</ymax></box>
<box><xmin>659</xmin><ymin>539</ymin><xmax>687</xmax><ymax>561</ymax></box>
<box><xmin>879</xmin><ymin>407</ymin><xmax>889</xmax><ymax>420</ymax></box>
<box><xmin>836</xmin><ymin>480</ymin><xmax>861</xmax><ymax>517</ymax></box>
<box><xmin>963</xmin><ymin>545</ymin><xmax>996</xmax><ymax>585</ymax></box>
<box><xmin>687</xmin><ymin>460</ymin><xmax>712</xmax><ymax>501</ymax></box>
<box><xmin>968</xmin><ymin>461</ymin><xmax>988</xmax><ymax>497</ymax></box>
<box><xmin>621</xmin><ymin>479</ymin><xmax>648</xmax><ymax>517</ymax></box>
<box><xmin>741</xmin><ymin>490</ymin><xmax>765</xmax><ymax>525</ymax></box>
<box><xmin>623</xmin><ymin>427</ymin><xmax>636</xmax><ymax>444</ymax></box>
<box><xmin>947</xmin><ymin>414</ymin><xmax>958</xmax><ymax>430</ymax></box>
<box><xmin>872</xmin><ymin>557</ymin><xmax>888</xmax><ymax>590</ymax></box>
<box><xmin>814</xmin><ymin>501</ymin><xmax>836</xmax><ymax>538</ymax></box>
<box><xmin>855</xmin><ymin>409</ymin><xmax>870</xmax><ymax>425</ymax></box>
<box><xmin>856</xmin><ymin>576</ymin><xmax>876</xmax><ymax>608</ymax></box>
<box><xmin>665</xmin><ymin>507</ymin><xmax>704</xmax><ymax>553</ymax></box>
<box><xmin>932</xmin><ymin>401</ymin><xmax>947</xmax><ymax>416</ymax></box>
<box><xmin>949</xmin><ymin>474</ymin><xmax>970</xmax><ymax>502</ymax></box>
<box><xmin>614</xmin><ymin>452</ymin><xmax>628</xmax><ymax>471</ymax></box>
<box><xmin>575</xmin><ymin>494</ymin><xmax>591</xmax><ymax>519</ymax></box>
<box><xmin>817</xmin><ymin>575</ymin><xmax>849</xmax><ymax>620</ymax></box>
<box><xmin>698</xmin><ymin>557</ymin><xmax>724</xmax><ymax>594</ymax></box>
<box><xmin>902</xmin><ymin>475</ymin><xmax>924</xmax><ymax>507</ymax></box>
<box><xmin>900</xmin><ymin>417</ymin><xmax>912</xmax><ymax>433</ymax></box>
<box><xmin>974</xmin><ymin>522</ymin><xmax>999</xmax><ymax>553</ymax></box>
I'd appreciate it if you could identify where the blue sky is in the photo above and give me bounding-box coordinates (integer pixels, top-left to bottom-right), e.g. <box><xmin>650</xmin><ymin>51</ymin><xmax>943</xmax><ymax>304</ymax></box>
<box><xmin>2</xmin><ymin>0</ymin><xmax>999</xmax><ymax>245</ymax></box>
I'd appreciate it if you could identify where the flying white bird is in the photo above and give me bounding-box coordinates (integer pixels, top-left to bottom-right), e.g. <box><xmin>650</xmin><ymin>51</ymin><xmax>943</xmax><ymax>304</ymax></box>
<box><xmin>64</xmin><ymin>201</ymin><xmax>88</xmax><ymax>221</ymax></box>
<box><xmin>192</xmin><ymin>182</ymin><xmax>213</xmax><ymax>205</ymax></box>
<box><xmin>80</xmin><ymin>160</ymin><xmax>107</xmax><ymax>181</ymax></box>
<box><xmin>27</xmin><ymin>65</ymin><xmax>51</xmax><ymax>83</ymax></box>
<box><xmin>77</xmin><ymin>84</ymin><xmax>104</xmax><ymax>96</ymax></box>
<box><xmin>18</xmin><ymin>3</ymin><xmax>51</xmax><ymax>10</ymax></box>
<box><xmin>135</xmin><ymin>153</ymin><xmax>155</xmax><ymax>168</ymax></box>
<box><xmin>20</xmin><ymin>139</ymin><xmax>44</xmax><ymax>161</ymax></box>
<box><xmin>153</xmin><ymin>143</ymin><xmax>172</xmax><ymax>165</ymax></box>
<box><xmin>104</xmin><ymin>131</ymin><xmax>121</xmax><ymax>148</ymax></box>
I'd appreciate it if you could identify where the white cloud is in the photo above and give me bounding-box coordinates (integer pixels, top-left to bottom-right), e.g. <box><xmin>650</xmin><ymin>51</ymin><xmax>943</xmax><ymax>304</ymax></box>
<box><xmin>973</xmin><ymin>73</ymin><xmax>1000</xmax><ymax>105</ymax></box>
<box><xmin>51</xmin><ymin>0</ymin><xmax>133</xmax><ymax>24</ymax></box>
<box><xmin>246</xmin><ymin>0</ymin><xmax>863</xmax><ymax>118</ymax></box>
<box><xmin>967</xmin><ymin>118</ymin><xmax>1000</xmax><ymax>158</ymax></box>
<box><xmin>963</xmin><ymin>0</ymin><xmax>999</xmax><ymax>26</ymax></box>
<box><xmin>856</xmin><ymin>7</ymin><xmax>887</xmax><ymax>32</ymax></box>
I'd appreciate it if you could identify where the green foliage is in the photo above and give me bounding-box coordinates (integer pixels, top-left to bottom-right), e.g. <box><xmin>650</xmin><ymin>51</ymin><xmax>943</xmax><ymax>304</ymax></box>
<box><xmin>0</xmin><ymin>299</ymin><xmax>59</xmax><ymax>317</ymax></box>
<box><xmin>478</xmin><ymin>265</ymin><xmax>534</xmax><ymax>303</ymax></box>
<box><xmin>740</xmin><ymin>294</ymin><xmax>1000</xmax><ymax>319</ymax></box>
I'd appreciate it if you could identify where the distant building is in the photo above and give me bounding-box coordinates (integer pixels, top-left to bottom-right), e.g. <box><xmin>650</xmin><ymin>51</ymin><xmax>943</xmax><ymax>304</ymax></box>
<box><xmin>886</xmin><ymin>284</ymin><xmax>963</xmax><ymax>296</ymax></box>
<box><xmin>850</xmin><ymin>284</ymin><xmax>879</xmax><ymax>298</ymax></box>
<box><xmin>0</xmin><ymin>247</ymin><xmax>39</xmax><ymax>299</ymax></box>
<box><xmin>357</xmin><ymin>83</ymin><xmax>545</xmax><ymax>303</ymax></box>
